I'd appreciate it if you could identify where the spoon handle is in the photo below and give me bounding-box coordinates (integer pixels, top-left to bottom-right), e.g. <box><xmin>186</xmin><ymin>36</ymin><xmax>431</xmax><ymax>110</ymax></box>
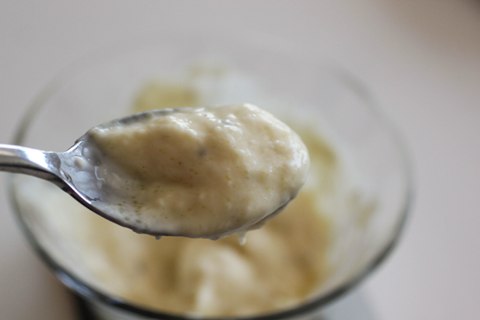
<box><xmin>0</xmin><ymin>144</ymin><xmax>61</xmax><ymax>181</ymax></box>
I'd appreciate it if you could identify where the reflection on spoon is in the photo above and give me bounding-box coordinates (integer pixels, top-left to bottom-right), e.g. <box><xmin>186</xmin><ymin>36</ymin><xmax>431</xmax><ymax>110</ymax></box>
<box><xmin>0</xmin><ymin>103</ymin><xmax>309</xmax><ymax>238</ymax></box>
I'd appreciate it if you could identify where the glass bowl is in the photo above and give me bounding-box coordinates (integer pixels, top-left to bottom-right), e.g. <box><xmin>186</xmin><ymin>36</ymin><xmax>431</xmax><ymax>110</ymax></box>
<box><xmin>8</xmin><ymin>33</ymin><xmax>412</xmax><ymax>320</ymax></box>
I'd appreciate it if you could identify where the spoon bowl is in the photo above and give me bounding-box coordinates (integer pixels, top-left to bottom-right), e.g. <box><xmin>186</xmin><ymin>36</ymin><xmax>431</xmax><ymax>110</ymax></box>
<box><xmin>1</xmin><ymin>106</ymin><xmax>307</xmax><ymax>238</ymax></box>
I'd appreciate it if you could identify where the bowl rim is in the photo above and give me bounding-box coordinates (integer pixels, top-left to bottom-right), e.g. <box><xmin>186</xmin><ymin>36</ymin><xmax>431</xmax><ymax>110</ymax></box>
<box><xmin>7</xmin><ymin>35</ymin><xmax>414</xmax><ymax>320</ymax></box>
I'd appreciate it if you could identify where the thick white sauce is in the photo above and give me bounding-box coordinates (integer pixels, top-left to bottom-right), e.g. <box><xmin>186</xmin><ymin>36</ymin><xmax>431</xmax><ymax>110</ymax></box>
<box><xmin>89</xmin><ymin>104</ymin><xmax>309</xmax><ymax>237</ymax></box>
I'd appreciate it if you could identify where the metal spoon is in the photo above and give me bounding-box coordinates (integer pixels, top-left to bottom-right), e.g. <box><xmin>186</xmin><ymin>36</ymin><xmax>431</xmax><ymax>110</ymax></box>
<box><xmin>0</xmin><ymin>109</ymin><xmax>298</xmax><ymax>238</ymax></box>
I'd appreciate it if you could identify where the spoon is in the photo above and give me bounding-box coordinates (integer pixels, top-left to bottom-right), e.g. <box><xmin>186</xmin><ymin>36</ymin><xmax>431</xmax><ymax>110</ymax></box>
<box><xmin>0</xmin><ymin>108</ymin><xmax>303</xmax><ymax>238</ymax></box>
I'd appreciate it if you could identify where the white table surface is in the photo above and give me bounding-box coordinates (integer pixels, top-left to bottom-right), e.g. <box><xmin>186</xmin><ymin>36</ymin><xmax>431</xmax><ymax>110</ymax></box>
<box><xmin>1</xmin><ymin>1</ymin><xmax>479</xmax><ymax>319</ymax></box>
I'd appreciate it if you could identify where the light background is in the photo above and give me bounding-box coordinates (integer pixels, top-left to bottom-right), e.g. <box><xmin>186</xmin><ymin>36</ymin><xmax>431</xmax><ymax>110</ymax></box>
<box><xmin>0</xmin><ymin>1</ymin><xmax>479</xmax><ymax>319</ymax></box>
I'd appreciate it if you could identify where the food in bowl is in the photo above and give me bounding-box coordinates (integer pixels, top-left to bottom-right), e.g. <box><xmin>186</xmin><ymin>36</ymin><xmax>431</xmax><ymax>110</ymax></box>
<box><xmin>14</xmin><ymin>66</ymin><xmax>378</xmax><ymax>318</ymax></box>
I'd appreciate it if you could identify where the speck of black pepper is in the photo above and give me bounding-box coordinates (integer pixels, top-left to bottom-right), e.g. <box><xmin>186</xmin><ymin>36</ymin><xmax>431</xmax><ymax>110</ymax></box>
<box><xmin>197</xmin><ymin>147</ymin><xmax>207</xmax><ymax>157</ymax></box>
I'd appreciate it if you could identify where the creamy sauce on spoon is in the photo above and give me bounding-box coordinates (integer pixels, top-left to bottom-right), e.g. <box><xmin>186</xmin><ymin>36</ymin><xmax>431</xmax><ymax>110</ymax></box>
<box><xmin>89</xmin><ymin>103</ymin><xmax>309</xmax><ymax>238</ymax></box>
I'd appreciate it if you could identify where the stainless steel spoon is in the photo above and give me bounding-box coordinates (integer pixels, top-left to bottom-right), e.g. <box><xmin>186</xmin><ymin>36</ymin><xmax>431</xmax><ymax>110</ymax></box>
<box><xmin>0</xmin><ymin>109</ymin><xmax>297</xmax><ymax>238</ymax></box>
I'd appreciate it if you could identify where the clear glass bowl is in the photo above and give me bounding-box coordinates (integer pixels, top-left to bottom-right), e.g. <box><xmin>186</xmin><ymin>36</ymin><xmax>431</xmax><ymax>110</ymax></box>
<box><xmin>8</xmin><ymin>33</ymin><xmax>412</xmax><ymax>320</ymax></box>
